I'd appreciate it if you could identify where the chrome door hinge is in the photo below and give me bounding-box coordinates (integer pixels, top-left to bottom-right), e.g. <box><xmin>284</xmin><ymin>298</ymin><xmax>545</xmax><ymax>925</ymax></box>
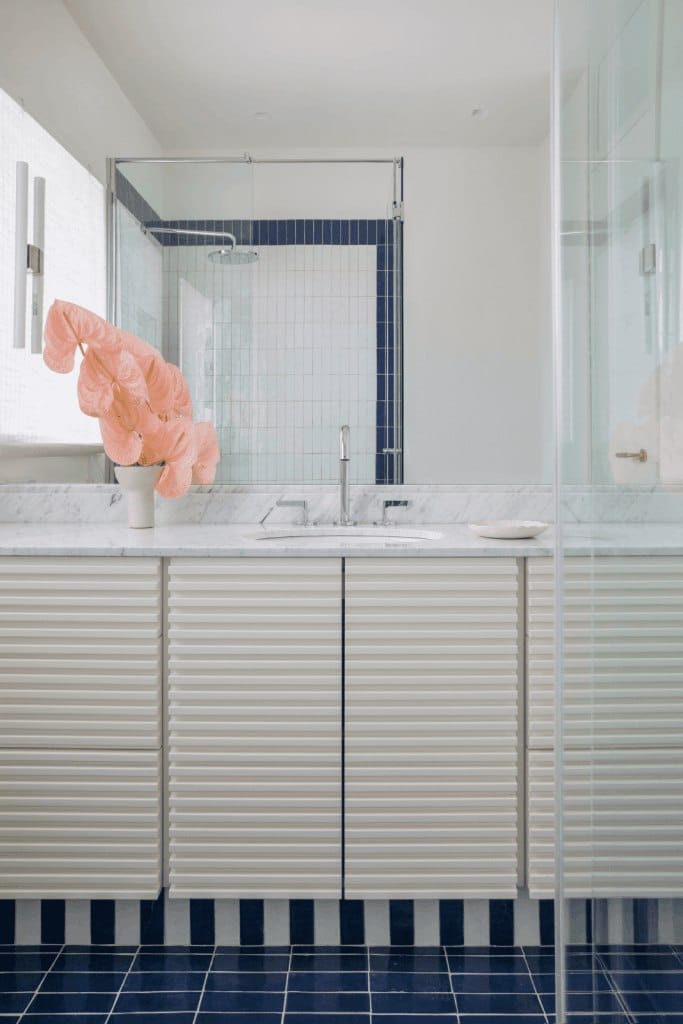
<box><xmin>392</xmin><ymin>200</ymin><xmax>404</xmax><ymax>221</ymax></box>
<box><xmin>640</xmin><ymin>243</ymin><xmax>656</xmax><ymax>275</ymax></box>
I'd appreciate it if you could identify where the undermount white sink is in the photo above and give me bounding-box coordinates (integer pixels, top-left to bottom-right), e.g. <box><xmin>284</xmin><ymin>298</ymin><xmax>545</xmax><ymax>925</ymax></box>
<box><xmin>256</xmin><ymin>526</ymin><xmax>443</xmax><ymax>544</ymax></box>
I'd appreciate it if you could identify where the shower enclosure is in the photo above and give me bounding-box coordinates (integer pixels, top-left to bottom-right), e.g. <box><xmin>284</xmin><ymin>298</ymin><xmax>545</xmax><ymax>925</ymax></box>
<box><xmin>108</xmin><ymin>156</ymin><xmax>404</xmax><ymax>485</ymax></box>
<box><xmin>553</xmin><ymin>1</ymin><xmax>683</xmax><ymax>1020</ymax></box>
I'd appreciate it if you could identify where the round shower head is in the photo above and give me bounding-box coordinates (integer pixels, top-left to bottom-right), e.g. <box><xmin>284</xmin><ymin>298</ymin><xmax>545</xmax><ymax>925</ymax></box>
<box><xmin>209</xmin><ymin>248</ymin><xmax>258</xmax><ymax>265</ymax></box>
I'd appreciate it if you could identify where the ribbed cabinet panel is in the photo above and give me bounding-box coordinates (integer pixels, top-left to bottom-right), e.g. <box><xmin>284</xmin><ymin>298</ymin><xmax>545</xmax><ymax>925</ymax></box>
<box><xmin>344</xmin><ymin>557</ymin><xmax>520</xmax><ymax>899</ymax></box>
<box><xmin>168</xmin><ymin>557</ymin><xmax>342</xmax><ymax>898</ymax></box>
<box><xmin>0</xmin><ymin>748</ymin><xmax>161</xmax><ymax>898</ymax></box>
<box><xmin>0</xmin><ymin>557</ymin><xmax>162</xmax><ymax>748</ymax></box>
<box><xmin>528</xmin><ymin>748</ymin><xmax>683</xmax><ymax>898</ymax></box>
<box><xmin>528</xmin><ymin>557</ymin><xmax>683</xmax><ymax>749</ymax></box>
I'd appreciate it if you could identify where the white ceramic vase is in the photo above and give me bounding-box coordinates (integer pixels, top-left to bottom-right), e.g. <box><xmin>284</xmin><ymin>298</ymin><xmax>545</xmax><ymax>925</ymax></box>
<box><xmin>114</xmin><ymin>465</ymin><xmax>162</xmax><ymax>529</ymax></box>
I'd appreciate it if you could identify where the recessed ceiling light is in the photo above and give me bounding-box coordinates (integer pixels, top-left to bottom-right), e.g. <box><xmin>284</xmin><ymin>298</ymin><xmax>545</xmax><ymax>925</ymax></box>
<box><xmin>471</xmin><ymin>107</ymin><xmax>488</xmax><ymax>119</ymax></box>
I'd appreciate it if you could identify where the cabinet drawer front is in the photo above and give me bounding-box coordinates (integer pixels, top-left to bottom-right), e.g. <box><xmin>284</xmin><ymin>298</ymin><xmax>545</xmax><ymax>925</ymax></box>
<box><xmin>168</xmin><ymin>558</ymin><xmax>342</xmax><ymax>898</ymax></box>
<box><xmin>0</xmin><ymin>557</ymin><xmax>162</xmax><ymax>749</ymax></box>
<box><xmin>528</xmin><ymin>557</ymin><xmax>683</xmax><ymax>750</ymax></box>
<box><xmin>528</xmin><ymin>748</ymin><xmax>683</xmax><ymax>898</ymax></box>
<box><xmin>0</xmin><ymin>748</ymin><xmax>161</xmax><ymax>898</ymax></box>
<box><xmin>345</xmin><ymin>558</ymin><xmax>520</xmax><ymax>898</ymax></box>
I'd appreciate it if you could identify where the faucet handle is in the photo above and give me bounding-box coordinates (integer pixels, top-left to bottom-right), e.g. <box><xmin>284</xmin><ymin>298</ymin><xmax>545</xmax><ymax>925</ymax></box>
<box><xmin>382</xmin><ymin>498</ymin><xmax>411</xmax><ymax>526</ymax></box>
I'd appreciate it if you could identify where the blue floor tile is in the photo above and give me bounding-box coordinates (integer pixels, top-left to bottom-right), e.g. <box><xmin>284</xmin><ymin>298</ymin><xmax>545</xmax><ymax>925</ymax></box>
<box><xmin>28</xmin><ymin>992</ymin><xmax>115</xmax><ymax>1014</ymax></box>
<box><xmin>131</xmin><ymin>952</ymin><xmax>212</xmax><ymax>972</ymax></box>
<box><xmin>61</xmin><ymin>946</ymin><xmax>136</xmax><ymax>954</ymax></box>
<box><xmin>122</xmin><ymin>970</ymin><xmax>206</xmax><ymax>991</ymax></box>
<box><xmin>293</xmin><ymin>945</ymin><xmax>366</xmax><ymax>954</ymax></box>
<box><xmin>457</xmin><ymin>991</ymin><xmax>545</xmax><ymax>1014</ymax></box>
<box><xmin>288</xmin><ymin>971</ymin><xmax>367</xmax><ymax>991</ymax></box>
<box><xmin>40</xmin><ymin>971</ymin><xmax>123</xmax><ymax>992</ymax></box>
<box><xmin>449</xmin><ymin>971</ymin><xmax>536</xmax><ymax>993</ymax></box>
<box><xmin>610</xmin><ymin>970</ymin><xmax>683</xmax><ymax>991</ymax></box>
<box><xmin>0</xmin><ymin>945</ymin><xmax>60</xmax><ymax>952</ymax></box>
<box><xmin>370</xmin><ymin>954</ymin><xmax>447</xmax><ymax>973</ymax></box>
<box><xmin>371</xmin><ymin>972</ymin><xmax>451</xmax><ymax>993</ymax></box>
<box><xmin>372</xmin><ymin>1017</ymin><xmax>458</xmax><ymax>1024</ymax></box>
<box><xmin>284</xmin><ymin>1015</ymin><xmax>369</xmax><ymax>1024</ymax></box>
<box><xmin>199</xmin><ymin>990</ymin><xmax>284</xmax><ymax>1013</ymax></box>
<box><xmin>51</xmin><ymin>953</ymin><xmax>133</xmax><ymax>973</ymax></box>
<box><xmin>0</xmin><ymin>954</ymin><xmax>56</xmax><ymax>972</ymax></box>
<box><xmin>371</xmin><ymin>992</ymin><xmax>457</xmax><ymax>1014</ymax></box>
<box><xmin>601</xmin><ymin>952</ymin><xmax>683</xmax><ymax>973</ymax></box>
<box><xmin>211</xmin><ymin>953</ymin><xmax>289</xmax><ymax>972</ymax></box>
<box><xmin>285</xmin><ymin>991</ymin><xmax>370</xmax><ymax>1012</ymax></box>
<box><xmin>290</xmin><ymin>953</ymin><xmax>367</xmax><ymax>971</ymax></box>
<box><xmin>23</xmin><ymin>1016</ymin><xmax>108</xmax><ymax>1024</ymax></box>
<box><xmin>203</xmin><ymin>971</ymin><xmax>286</xmax><ymax>991</ymax></box>
<box><xmin>371</xmin><ymin>946</ymin><xmax>443</xmax><ymax>955</ymax></box>
<box><xmin>114</xmin><ymin>989</ymin><xmax>200</xmax><ymax>1013</ymax></box>
<box><xmin>112</xmin><ymin>1015</ymin><xmax>195</xmax><ymax>1024</ymax></box>
<box><xmin>622</xmin><ymin>991</ymin><xmax>683</xmax><ymax>1012</ymax></box>
<box><xmin>447</xmin><ymin>954</ymin><xmax>529</xmax><ymax>974</ymax></box>
<box><xmin>534</xmin><ymin>969</ymin><xmax>610</xmax><ymax>993</ymax></box>
<box><xmin>196</xmin><ymin>1015</ymin><xmax>281</xmax><ymax>1024</ymax></box>
<box><xmin>215</xmin><ymin>945</ymin><xmax>290</xmax><ymax>954</ymax></box>
<box><xmin>459</xmin><ymin>1017</ymin><xmax>544</xmax><ymax>1024</ymax></box>
<box><xmin>0</xmin><ymin>991</ymin><xmax>34</xmax><ymax>1013</ymax></box>
<box><xmin>140</xmin><ymin>945</ymin><xmax>213</xmax><ymax>953</ymax></box>
<box><xmin>564</xmin><ymin>1016</ymin><xmax>630</xmax><ymax>1024</ymax></box>
<box><xmin>0</xmin><ymin>972</ymin><xmax>43</xmax><ymax>992</ymax></box>
<box><xmin>445</xmin><ymin>945</ymin><xmax>524</xmax><ymax>956</ymax></box>
<box><xmin>540</xmin><ymin>990</ymin><xmax>627</xmax><ymax>1014</ymax></box>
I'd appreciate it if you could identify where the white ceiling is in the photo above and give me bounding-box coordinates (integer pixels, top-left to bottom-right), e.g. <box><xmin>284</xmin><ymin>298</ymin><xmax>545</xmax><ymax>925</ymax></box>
<box><xmin>64</xmin><ymin>0</ymin><xmax>551</xmax><ymax>150</ymax></box>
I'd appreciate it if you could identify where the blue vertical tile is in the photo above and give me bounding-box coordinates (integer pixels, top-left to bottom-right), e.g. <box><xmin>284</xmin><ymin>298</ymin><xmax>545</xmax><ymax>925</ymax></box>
<box><xmin>376</xmin><ymin>245</ymin><xmax>387</xmax><ymax>271</ymax></box>
<box><xmin>349</xmin><ymin>220</ymin><xmax>359</xmax><ymax>244</ymax></box>
<box><xmin>0</xmin><ymin>901</ymin><xmax>14</xmax><ymax>944</ymax></box>
<box><xmin>340</xmin><ymin>901</ymin><xmax>364</xmax><ymax>945</ymax></box>
<box><xmin>340</xmin><ymin>221</ymin><xmax>349</xmax><ymax>244</ymax></box>
<box><xmin>387</xmin><ymin>220</ymin><xmax>394</xmax><ymax>243</ymax></box>
<box><xmin>295</xmin><ymin>220</ymin><xmax>305</xmax><ymax>243</ymax></box>
<box><xmin>367</xmin><ymin>221</ymin><xmax>377</xmax><ymax>244</ymax></box>
<box><xmin>305</xmin><ymin>220</ymin><xmax>314</xmax><ymax>244</ymax></box>
<box><xmin>323</xmin><ymin>221</ymin><xmax>333</xmax><ymax>245</ymax></box>
<box><xmin>289</xmin><ymin>901</ymin><xmax>314</xmax><ymax>945</ymax></box>
<box><xmin>539</xmin><ymin>900</ymin><xmax>554</xmax><ymax>946</ymax></box>
<box><xmin>358</xmin><ymin>220</ymin><xmax>368</xmax><ymax>244</ymax></box>
<box><xmin>377</xmin><ymin>273</ymin><xmax>387</xmax><ymax>298</ymax></box>
<box><xmin>439</xmin><ymin>901</ymin><xmax>464</xmax><ymax>946</ymax></box>
<box><xmin>90</xmin><ymin>901</ymin><xmax>115</xmax><ymax>945</ymax></box>
<box><xmin>41</xmin><ymin>901</ymin><xmax>65</xmax><ymax>944</ymax></box>
<box><xmin>389</xmin><ymin>901</ymin><xmax>414</xmax><ymax>945</ymax></box>
<box><xmin>286</xmin><ymin>220</ymin><xmax>296</xmax><ymax>244</ymax></box>
<box><xmin>240</xmin><ymin>900</ymin><xmax>264</xmax><ymax>945</ymax></box>
<box><xmin>633</xmin><ymin>900</ymin><xmax>650</xmax><ymax>944</ymax></box>
<box><xmin>190</xmin><ymin>900</ymin><xmax>215</xmax><ymax>945</ymax></box>
<box><xmin>377</xmin><ymin>220</ymin><xmax>386</xmax><ymax>244</ymax></box>
<box><xmin>268</xmin><ymin>221</ymin><xmax>278</xmax><ymax>245</ymax></box>
<box><xmin>585</xmin><ymin>900</ymin><xmax>593</xmax><ymax>944</ymax></box>
<box><xmin>277</xmin><ymin>221</ymin><xmax>287</xmax><ymax>245</ymax></box>
<box><xmin>252</xmin><ymin>220</ymin><xmax>261</xmax><ymax>245</ymax></box>
<box><xmin>377</xmin><ymin>297</ymin><xmax>388</xmax><ymax>323</ymax></box>
<box><xmin>140</xmin><ymin>892</ymin><xmax>165</xmax><ymax>945</ymax></box>
<box><xmin>489</xmin><ymin>901</ymin><xmax>514</xmax><ymax>946</ymax></box>
<box><xmin>314</xmin><ymin>220</ymin><xmax>323</xmax><ymax>244</ymax></box>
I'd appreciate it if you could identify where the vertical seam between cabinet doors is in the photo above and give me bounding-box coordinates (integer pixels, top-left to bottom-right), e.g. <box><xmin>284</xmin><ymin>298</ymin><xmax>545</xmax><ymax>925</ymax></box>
<box><xmin>341</xmin><ymin>557</ymin><xmax>346</xmax><ymax>900</ymax></box>
<box><xmin>161</xmin><ymin>556</ymin><xmax>169</xmax><ymax>890</ymax></box>
<box><xmin>518</xmin><ymin>557</ymin><xmax>528</xmax><ymax>889</ymax></box>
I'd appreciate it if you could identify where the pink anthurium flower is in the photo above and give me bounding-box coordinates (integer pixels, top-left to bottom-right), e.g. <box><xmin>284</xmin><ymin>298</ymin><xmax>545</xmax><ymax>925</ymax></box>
<box><xmin>43</xmin><ymin>300</ymin><xmax>220</xmax><ymax>497</ymax></box>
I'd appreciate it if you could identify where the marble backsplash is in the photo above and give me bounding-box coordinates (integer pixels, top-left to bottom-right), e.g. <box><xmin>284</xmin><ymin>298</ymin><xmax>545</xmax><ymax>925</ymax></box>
<box><xmin>0</xmin><ymin>482</ymin><xmax>682</xmax><ymax>525</ymax></box>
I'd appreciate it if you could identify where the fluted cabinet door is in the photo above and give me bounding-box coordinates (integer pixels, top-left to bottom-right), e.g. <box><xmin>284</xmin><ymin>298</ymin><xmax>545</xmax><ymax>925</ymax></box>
<box><xmin>168</xmin><ymin>557</ymin><xmax>342</xmax><ymax>898</ymax></box>
<box><xmin>0</xmin><ymin>557</ymin><xmax>162</xmax><ymax>898</ymax></box>
<box><xmin>527</xmin><ymin>557</ymin><xmax>683</xmax><ymax>898</ymax></box>
<box><xmin>344</xmin><ymin>558</ymin><xmax>521</xmax><ymax>898</ymax></box>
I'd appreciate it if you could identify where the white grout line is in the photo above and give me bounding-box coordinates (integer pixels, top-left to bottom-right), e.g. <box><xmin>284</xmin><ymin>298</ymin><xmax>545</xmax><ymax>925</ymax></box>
<box><xmin>366</xmin><ymin>943</ymin><xmax>372</xmax><ymax>1024</ymax></box>
<box><xmin>444</xmin><ymin>943</ymin><xmax>460</xmax><ymax>1024</ymax></box>
<box><xmin>279</xmin><ymin>944</ymin><xmax>293</xmax><ymax>1024</ymax></box>
<box><xmin>190</xmin><ymin>943</ymin><xmax>216</xmax><ymax>1024</ymax></box>
<box><xmin>102</xmin><ymin>944</ymin><xmax>140</xmax><ymax>1024</ymax></box>
<box><xmin>520</xmin><ymin>946</ymin><xmax>549</xmax><ymax>1024</ymax></box>
<box><xmin>15</xmin><ymin>944</ymin><xmax>64</xmax><ymax>1024</ymax></box>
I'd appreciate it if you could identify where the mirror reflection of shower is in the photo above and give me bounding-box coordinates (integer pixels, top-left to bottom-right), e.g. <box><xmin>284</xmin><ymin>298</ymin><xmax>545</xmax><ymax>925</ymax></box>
<box><xmin>141</xmin><ymin>225</ymin><xmax>259</xmax><ymax>264</ymax></box>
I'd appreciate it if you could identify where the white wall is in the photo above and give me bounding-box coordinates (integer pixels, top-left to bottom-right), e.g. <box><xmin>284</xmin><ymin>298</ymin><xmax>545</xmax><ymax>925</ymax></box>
<box><xmin>0</xmin><ymin>0</ymin><xmax>161</xmax><ymax>183</ymax></box>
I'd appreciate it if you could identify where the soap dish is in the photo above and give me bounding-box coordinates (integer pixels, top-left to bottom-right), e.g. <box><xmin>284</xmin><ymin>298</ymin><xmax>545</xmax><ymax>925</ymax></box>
<box><xmin>469</xmin><ymin>520</ymin><xmax>549</xmax><ymax>540</ymax></box>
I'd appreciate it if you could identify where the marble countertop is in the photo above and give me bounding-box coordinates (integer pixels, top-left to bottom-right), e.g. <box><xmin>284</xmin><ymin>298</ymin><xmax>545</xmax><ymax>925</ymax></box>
<box><xmin>0</xmin><ymin>522</ymin><xmax>682</xmax><ymax>556</ymax></box>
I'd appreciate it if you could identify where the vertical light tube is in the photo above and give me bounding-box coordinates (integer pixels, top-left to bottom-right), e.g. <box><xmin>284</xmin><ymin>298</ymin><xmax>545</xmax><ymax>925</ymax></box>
<box><xmin>13</xmin><ymin>161</ymin><xmax>29</xmax><ymax>349</ymax></box>
<box><xmin>30</xmin><ymin>176</ymin><xmax>46</xmax><ymax>354</ymax></box>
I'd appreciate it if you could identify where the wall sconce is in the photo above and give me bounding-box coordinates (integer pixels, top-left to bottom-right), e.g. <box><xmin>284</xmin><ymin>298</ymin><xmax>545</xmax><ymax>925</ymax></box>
<box><xmin>13</xmin><ymin>161</ymin><xmax>45</xmax><ymax>352</ymax></box>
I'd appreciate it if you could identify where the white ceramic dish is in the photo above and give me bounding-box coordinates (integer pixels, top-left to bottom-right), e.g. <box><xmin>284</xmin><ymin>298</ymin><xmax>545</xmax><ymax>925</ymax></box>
<box><xmin>468</xmin><ymin>520</ymin><xmax>549</xmax><ymax>540</ymax></box>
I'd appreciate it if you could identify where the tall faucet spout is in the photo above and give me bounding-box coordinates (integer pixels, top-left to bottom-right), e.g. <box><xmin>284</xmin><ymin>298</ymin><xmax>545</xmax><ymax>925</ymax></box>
<box><xmin>339</xmin><ymin>425</ymin><xmax>351</xmax><ymax>525</ymax></box>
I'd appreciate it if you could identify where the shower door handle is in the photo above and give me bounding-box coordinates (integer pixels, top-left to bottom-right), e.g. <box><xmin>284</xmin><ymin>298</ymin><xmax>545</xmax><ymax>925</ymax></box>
<box><xmin>615</xmin><ymin>449</ymin><xmax>648</xmax><ymax>462</ymax></box>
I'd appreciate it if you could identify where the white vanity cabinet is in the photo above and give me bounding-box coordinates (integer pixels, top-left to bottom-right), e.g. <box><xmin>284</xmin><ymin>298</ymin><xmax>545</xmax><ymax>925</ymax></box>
<box><xmin>167</xmin><ymin>557</ymin><xmax>342</xmax><ymax>898</ymax></box>
<box><xmin>344</xmin><ymin>557</ymin><xmax>521</xmax><ymax>898</ymax></box>
<box><xmin>527</xmin><ymin>556</ymin><xmax>683</xmax><ymax>897</ymax></box>
<box><xmin>0</xmin><ymin>557</ymin><xmax>162</xmax><ymax>898</ymax></box>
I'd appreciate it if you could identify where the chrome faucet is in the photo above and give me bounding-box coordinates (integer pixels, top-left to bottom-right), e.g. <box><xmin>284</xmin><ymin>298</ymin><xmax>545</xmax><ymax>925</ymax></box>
<box><xmin>339</xmin><ymin>425</ymin><xmax>352</xmax><ymax>525</ymax></box>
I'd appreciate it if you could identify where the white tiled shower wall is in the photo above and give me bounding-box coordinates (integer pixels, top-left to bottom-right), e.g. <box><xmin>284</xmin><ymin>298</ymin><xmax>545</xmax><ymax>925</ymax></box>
<box><xmin>163</xmin><ymin>242</ymin><xmax>377</xmax><ymax>484</ymax></box>
<box><xmin>116</xmin><ymin>204</ymin><xmax>163</xmax><ymax>350</ymax></box>
<box><xmin>0</xmin><ymin>87</ymin><xmax>104</xmax><ymax>446</ymax></box>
